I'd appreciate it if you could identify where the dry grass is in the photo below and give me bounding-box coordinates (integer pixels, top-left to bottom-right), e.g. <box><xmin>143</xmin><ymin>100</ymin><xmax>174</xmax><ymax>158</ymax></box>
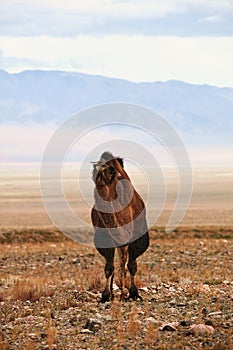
<box><xmin>0</xmin><ymin>227</ymin><xmax>233</xmax><ymax>349</ymax></box>
<box><xmin>1</xmin><ymin>165</ymin><xmax>233</xmax><ymax>348</ymax></box>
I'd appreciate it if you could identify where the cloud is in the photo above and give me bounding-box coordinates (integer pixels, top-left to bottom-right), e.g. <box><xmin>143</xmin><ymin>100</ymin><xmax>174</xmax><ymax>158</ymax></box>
<box><xmin>3</xmin><ymin>0</ymin><xmax>232</xmax><ymax>16</ymax></box>
<box><xmin>199</xmin><ymin>15</ymin><xmax>224</xmax><ymax>23</ymax></box>
<box><xmin>0</xmin><ymin>1</ymin><xmax>232</xmax><ymax>89</ymax></box>
<box><xmin>0</xmin><ymin>49</ymin><xmax>44</xmax><ymax>71</ymax></box>
<box><xmin>0</xmin><ymin>0</ymin><xmax>232</xmax><ymax>37</ymax></box>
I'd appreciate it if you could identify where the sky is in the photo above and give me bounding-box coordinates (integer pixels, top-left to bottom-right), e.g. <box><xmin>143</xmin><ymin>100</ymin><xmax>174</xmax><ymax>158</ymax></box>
<box><xmin>0</xmin><ymin>0</ymin><xmax>233</xmax><ymax>86</ymax></box>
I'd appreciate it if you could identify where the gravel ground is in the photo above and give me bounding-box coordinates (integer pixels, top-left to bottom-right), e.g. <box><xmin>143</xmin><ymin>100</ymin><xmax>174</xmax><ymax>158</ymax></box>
<box><xmin>0</xmin><ymin>226</ymin><xmax>233</xmax><ymax>349</ymax></box>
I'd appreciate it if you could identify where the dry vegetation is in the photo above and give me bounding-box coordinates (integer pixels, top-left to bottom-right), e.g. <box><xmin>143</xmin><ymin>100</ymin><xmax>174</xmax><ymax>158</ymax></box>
<box><xmin>1</xmin><ymin>164</ymin><xmax>233</xmax><ymax>348</ymax></box>
<box><xmin>0</xmin><ymin>227</ymin><xmax>233</xmax><ymax>349</ymax></box>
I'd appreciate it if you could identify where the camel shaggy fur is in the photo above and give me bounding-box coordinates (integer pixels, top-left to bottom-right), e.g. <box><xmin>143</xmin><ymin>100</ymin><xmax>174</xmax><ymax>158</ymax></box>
<box><xmin>91</xmin><ymin>151</ymin><xmax>149</xmax><ymax>302</ymax></box>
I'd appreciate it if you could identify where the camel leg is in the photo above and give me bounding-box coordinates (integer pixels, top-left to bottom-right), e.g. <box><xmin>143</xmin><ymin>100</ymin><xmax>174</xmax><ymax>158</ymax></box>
<box><xmin>127</xmin><ymin>232</ymin><xmax>149</xmax><ymax>300</ymax></box>
<box><xmin>100</xmin><ymin>248</ymin><xmax>115</xmax><ymax>302</ymax></box>
<box><xmin>117</xmin><ymin>246</ymin><xmax>128</xmax><ymax>300</ymax></box>
<box><xmin>127</xmin><ymin>258</ymin><xmax>142</xmax><ymax>300</ymax></box>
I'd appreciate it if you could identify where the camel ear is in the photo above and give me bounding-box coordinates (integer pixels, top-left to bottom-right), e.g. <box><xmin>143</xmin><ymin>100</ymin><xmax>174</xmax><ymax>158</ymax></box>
<box><xmin>117</xmin><ymin>157</ymin><xmax>124</xmax><ymax>168</ymax></box>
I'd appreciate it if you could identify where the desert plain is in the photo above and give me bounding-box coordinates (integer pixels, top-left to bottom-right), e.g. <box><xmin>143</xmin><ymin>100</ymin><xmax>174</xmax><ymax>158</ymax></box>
<box><xmin>0</xmin><ymin>162</ymin><xmax>233</xmax><ymax>349</ymax></box>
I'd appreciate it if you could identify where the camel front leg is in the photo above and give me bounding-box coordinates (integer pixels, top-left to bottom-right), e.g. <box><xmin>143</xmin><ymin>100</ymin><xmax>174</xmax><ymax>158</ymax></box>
<box><xmin>101</xmin><ymin>248</ymin><xmax>115</xmax><ymax>302</ymax></box>
<box><xmin>127</xmin><ymin>258</ymin><xmax>142</xmax><ymax>301</ymax></box>
<box><xmin>117</xmin><ymin>246</ymin><xmax>128</xmax><ymax>300</ymax></box>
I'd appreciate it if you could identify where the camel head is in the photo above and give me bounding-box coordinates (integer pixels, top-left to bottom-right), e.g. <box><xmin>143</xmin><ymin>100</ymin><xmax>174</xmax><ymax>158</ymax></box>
<box><xmin>91</xmin><ymin>151</ymin><xmax>124</xmax><ymax>186</ymax></box>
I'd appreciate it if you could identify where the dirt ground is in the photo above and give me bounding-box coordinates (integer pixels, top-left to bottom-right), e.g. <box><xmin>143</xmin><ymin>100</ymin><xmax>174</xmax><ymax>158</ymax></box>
<box><xmin>0</xmin><ymin>164</ymin><xmax>233</xmax><ymax>349</ymax></box>
<box><xmin>0</xmin><ymin>227</ymin><xmax>233</xmax><ymax>349</ymax></box>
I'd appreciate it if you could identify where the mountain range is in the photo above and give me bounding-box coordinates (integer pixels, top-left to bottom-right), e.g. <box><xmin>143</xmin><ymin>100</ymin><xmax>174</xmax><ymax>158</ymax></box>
<box><xmin>0</xmin><ymin>69</ymin><xmax>233</xmax><ymax>146</ymax></box>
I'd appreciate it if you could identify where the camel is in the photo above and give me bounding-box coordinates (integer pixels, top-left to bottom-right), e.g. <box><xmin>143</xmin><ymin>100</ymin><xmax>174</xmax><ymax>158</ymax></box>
<box><xmin>91</xmin><ymin>151</ymin><xmax>149</xmax><ymax>302</ymax></box>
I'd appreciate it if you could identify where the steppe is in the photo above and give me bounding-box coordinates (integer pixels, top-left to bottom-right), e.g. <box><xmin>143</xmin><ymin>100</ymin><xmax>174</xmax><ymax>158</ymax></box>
<box><xmin>0</xmin><ymin>163</ymin><xmax>233</xmax><ymax>349</ymax></box>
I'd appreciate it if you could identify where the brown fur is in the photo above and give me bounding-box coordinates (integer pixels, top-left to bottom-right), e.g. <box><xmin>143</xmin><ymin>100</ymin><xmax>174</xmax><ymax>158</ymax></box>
<box><xmin>91</xmin><ymin>152</ymin><xmax>149</xmax><ymax>302</ymax></box>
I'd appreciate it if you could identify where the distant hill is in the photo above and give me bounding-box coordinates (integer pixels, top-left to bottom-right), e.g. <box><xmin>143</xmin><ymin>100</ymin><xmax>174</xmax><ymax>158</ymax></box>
<box><xmin>0</xmin><ymin>69</ymin><xmax>233</xmax><ymax>145</ymax></box>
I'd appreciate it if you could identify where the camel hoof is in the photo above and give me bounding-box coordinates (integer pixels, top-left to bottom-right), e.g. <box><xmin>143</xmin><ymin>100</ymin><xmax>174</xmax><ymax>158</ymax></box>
<box><xmin>101</xmin><ymin>290</ymin><xmax>113</xmax><ymax>303</ymax></box>
<box><xmin>120</xmin><ymin>293</ymin><xmax>128</xmax><ymax>302</ymax></box>
<box><xmin>128</xmin><ymin>294</ymin><xmax>143</xmax><ymax>301</ymax></box>
<box><xmin>128</xmin><ymin>287</ymin><xmax>143</xmax><ymax>301</ymax></box>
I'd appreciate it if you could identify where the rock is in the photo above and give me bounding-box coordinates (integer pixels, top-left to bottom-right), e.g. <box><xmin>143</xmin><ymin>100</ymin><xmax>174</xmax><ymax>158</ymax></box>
<box><xmin>72</xmin><ymin>258</ymin><xmax>80</xmax><ymax>264</ymax></box>
<box><xmin>145</xmin><ymin>317</ymin><xmax>160</xmax><ymax>325</ymax></box>
<box><xmin>168</xmin><ymin>307</ymin><xmax>179</xmax><ymax>315</ymax></box>
<box><xmin>28</xmin><ymin>333</ymin><xmax>38</xmax><ymax>339</ymax></box>
<box><xmin>223</xmin><ymin>280</ymin><xmax>230</xmax><ymax>284</ymax></box>
<box><xmin>84</xmin><ymin>318</ymin><xmax>102</xmax><ymax>332</ymax></box>
<box><xmin>180</xmin><ymin>320</ymin><xmax>191</xmax><ymax>327</ymax></box>
<box><xmin>208</xmin><ymin>311</ymin><xmax>222</xmax><ymax>317</ymax></box>
<box><xmin>188</xmin><ymin>324</ymin><xmax>215</xmax><ymax>337</ymax></box>
<box><xmin>160</xmin><ymin>321</ymin><xmax>180</xmax><ymax>331</ymax></box>
<box><xmin>80</xmin><ymin>329</ymin><xmax>92</xmax><ymax>334</ymax></box>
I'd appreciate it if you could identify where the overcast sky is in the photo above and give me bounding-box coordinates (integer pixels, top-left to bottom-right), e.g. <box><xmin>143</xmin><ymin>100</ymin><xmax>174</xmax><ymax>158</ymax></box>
<box><xmin>0</xmin><ymin>0</ymin><xmax>233</xmax><ymax>86</ymax></box>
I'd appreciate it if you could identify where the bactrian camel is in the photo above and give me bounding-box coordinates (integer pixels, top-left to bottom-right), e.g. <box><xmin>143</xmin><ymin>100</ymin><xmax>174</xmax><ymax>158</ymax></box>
<box><xmin>91</xmin><ymin>151</ymin><xmax>149</xmax><ymax>302</ymax></box>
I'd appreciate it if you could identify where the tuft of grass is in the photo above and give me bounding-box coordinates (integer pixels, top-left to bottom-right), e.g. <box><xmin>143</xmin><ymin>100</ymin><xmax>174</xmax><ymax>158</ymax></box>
<box><xmin>20</xmin><ymin>339</ymin><xmax>37</xmax><ymax>350</ymax></box>
<box><xmin>45</xmin><ymin>307</ymin><xmax>57</xmax><ymax>350</ymax></box>
<box><xmin>11</xmin><ymin>278</ymin><xmax>55</xmax><ymax>302</ymax></box>
<box><xmin>116</xmin><ymin>306</ymin><xmax>125</xmax><ymax>347</ymax></box>
<box><xmin>0</xmin><ymin>342</ymin><xmax>10</xmax><ymax>350</ymax></box>
<box><xmin>204</xmin><ymin>279</ymin><xmax>223</xmax><ymax>286</ymax></box>
<box><xmin>146</xmin><ymin>322</ymin><xmax>158</xmax><ymax>347</ymax></box>
<box><xmin>0</xmin><ymin>291</ymin><xmax>5</xmax><ymax>302</ymax></box>
<box><xmin>127</xmin><ymin>305</ymin><xmax>141</xmax><ymax>340</ymax></box>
